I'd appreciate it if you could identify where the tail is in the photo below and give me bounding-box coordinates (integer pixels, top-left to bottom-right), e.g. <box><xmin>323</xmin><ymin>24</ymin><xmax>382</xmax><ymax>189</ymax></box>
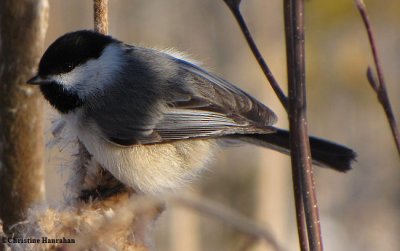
<box><xmin>233</xmin><ymin>129</ymin><xmax>356</xmax><ymax>172</ymax></box>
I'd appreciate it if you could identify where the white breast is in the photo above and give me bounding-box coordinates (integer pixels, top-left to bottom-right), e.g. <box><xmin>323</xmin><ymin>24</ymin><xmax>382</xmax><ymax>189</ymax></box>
<box><xmin>63</xmin><ymin>111</ymin><xmax>217</xmax><ymax>195</ymax></box>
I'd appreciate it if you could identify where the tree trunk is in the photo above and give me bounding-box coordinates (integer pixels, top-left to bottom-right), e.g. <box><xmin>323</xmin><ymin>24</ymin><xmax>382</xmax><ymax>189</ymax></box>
<box><xmin>0</xmin><ymin>0</ymin><xmax>49</xmax><ymax>233</ymax></box>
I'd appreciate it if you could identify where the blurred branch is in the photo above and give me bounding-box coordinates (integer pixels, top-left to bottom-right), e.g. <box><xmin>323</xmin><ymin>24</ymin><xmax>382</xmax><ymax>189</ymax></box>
<box><xmin>284</xmin><ymin>0</ymin><xmax>323</xmax><ymax>251</ymax></box>
<box><xmin>170</xmin><ymin>194</ymin><xmax>287</xmax><ymax>251</ymax></box>
<box><xmin>0</xmin><ymin>0</ymin><xmax>48</xmax><ymax>233</ymax></box>
<box><xmin>355</xmin><ymin>0</ymin><xmax>400</xmax><ymax>157</ymax></box>
<box><xmin>223</xmin><ymin>0</ymin><xmax>288</xmax><ymax>110</ymax></box>
<box><xmin>237</xmin><ymin>236</ymin><xmax>257</xmax><ymax>251</ymax></box>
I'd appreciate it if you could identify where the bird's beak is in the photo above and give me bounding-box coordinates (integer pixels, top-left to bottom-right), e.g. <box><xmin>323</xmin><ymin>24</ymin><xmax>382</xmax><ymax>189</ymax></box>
<box><xmin>27</xmin><ymin>75</ymin><xmax>48</xmax><ymax>85</ymax></box>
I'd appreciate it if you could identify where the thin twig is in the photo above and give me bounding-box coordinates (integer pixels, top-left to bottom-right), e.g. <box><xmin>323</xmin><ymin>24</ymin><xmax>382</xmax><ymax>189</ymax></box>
<box><xmin>170</xmin><ymin>194</ymin><xmax>287</xmax><ymax>251</ymax></box>
<box><xmin>223</xmin><ymin>0</ymin><xmax>288</xmax><ymax>110</ymax></box>
<box><xmin>284</xmin><ymin>0</ymin><xmax>323</xmax><ymax>250</ymax></box>
<box><xmin>355</xmin><ymin>0</ymin><xmax>400</xmax><ymax>157</ymax></box>
<box><xmin>94</xmin><ymin>0</ymin><xmax>109</xmax><ymax>34</ymax></box>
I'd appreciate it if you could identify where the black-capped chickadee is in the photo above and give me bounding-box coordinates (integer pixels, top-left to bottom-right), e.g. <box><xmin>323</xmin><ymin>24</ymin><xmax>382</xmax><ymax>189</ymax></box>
<box><xmin>28</xmin><ymin>30</ymin><xmax>356</xmax><ymax>194</ymax></box>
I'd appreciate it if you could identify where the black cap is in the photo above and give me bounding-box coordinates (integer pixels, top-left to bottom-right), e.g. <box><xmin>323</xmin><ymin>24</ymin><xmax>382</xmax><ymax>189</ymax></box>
<box><xmin>37</xmin><ymin>30</ymin><xmax>116</xmax><ymax>77</ymax></box>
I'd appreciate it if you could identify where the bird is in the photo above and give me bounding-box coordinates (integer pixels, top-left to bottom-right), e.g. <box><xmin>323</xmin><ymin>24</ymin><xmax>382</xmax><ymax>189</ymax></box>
<box><xmin>27</xmin><ymin>30</ymin><xmax>356</xmax><ymax>195</ymax></box>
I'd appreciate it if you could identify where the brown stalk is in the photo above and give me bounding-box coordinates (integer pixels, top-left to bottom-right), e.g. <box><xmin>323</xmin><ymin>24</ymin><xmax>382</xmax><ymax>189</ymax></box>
<box><xmin>94</xmin><ymin>0</ymin><xmax>109</xmax><ymax>35</ymax></box>
<box><xmin>283</xmin><ymin>1</ymin><xmax>308</xmax><ymax>249</ymax></box>
<box><xmin>0</xmin><ymin>0</ymin><xmax>48</xmax><ymax>233</ymax></box>
<box><xmin>284</xmin><ymin>0</ymin><xmax>323</xmax><ymax>250</ymax></box>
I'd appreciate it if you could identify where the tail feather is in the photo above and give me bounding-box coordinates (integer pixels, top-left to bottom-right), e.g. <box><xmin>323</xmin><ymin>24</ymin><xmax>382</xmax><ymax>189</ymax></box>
<box><xmin>233</xmin><ymin>129</ymin><xmax>356</xmax><ymax>172</ymax></box>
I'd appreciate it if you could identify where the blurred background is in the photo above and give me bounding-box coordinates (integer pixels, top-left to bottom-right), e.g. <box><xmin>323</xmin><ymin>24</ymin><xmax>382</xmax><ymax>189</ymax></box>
<box><xmin>43</xmin><ymin>0</ymin><xmax>400</xmax><ymax>250</ymax></box>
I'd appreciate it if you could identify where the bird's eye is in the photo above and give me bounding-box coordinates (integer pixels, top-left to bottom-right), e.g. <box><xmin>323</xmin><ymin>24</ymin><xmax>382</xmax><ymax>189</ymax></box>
<box><xmin>62</xmin><ymin>62</ymin><xmax>74</xmax><ymax>72</ymax></box>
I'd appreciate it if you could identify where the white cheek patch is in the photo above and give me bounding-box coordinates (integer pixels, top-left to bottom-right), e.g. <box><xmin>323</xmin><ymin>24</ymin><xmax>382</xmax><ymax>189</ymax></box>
<box><xmin>48</xmin><ymin>44</ymin><xmax>124</xmax><ymax>98</ymax></box>
<box><xmin>49</xmin><ymin>65</ymin><xmax>92</xmax><ymax>88</ymax></box>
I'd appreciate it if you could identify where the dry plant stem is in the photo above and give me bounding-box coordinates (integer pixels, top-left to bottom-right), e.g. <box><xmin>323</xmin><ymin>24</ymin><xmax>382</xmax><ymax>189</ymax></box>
<box><xmin>171</xmin><ymin>195</ymin><xmax>287</xmax><ymax>251</ymax></box>
<box><xmin>283</xmin><ymin>2</ymin><xmax>308</xmax><ymax>250</ymax></box>
<box><xmin>223</xmin><ymin>1</ymin><xmax>288</xmax><ymax>110</ymax></box>
<box><xmin>94</xmin><ymin>0</ymin><xmax>109</xmax><ymax>34</ymax></box>
<box><xmin>0</xmin><ymin>0</ymin><xmax>48</xmax><ymax>232</ymax></box>
<box><xmin>284</xmin><ymin>0</ymin><xmax>323</xmax><ymax>250</ymax></box>
<box><xmin>72</xmin><ymin>0</ymin><xmax>109</xmax><ymax>202</ymax></box>
<box><xmin>355</xmin><ymin>0</ymin><xmax>400</xmax><ymax>157</ymax></box>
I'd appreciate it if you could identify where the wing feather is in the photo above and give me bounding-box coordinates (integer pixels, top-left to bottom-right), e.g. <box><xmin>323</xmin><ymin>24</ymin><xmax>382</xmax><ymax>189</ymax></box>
<box><xmin>86</xmin><ymin>46</ymin><xmax>277</xmax><ymax>146</ymax></box>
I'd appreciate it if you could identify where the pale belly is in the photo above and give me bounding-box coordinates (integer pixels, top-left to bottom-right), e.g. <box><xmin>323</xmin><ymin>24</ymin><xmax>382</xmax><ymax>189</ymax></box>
<box><xmin>75</xmin><ymin>120</ymin><xmax>217</xmax><ymax>195</ymax></box>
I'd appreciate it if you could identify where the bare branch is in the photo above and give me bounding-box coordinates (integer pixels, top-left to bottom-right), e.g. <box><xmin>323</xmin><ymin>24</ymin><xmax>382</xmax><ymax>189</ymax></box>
<box><xmin>355</xmin><ymin>0</ymin><xmax>400</xmax><ymax>156</ymax></box>
<box><xmin>284</xmin><ymin>0</ymin><xmax>323</xmax><ymax>250</ymax></box>
<box><xmin>170</xmin><ymin>194</ymin><xmax>287</xmax><ymax>251</ymax></box>
<box><xmin>283</xmin><ymin>2</ymin><xmax>308</xmax><ymax>249</ymax></box>
<box><xmin>224</xmin><ymin>0</ymin><xmax>325</xmax><ymax>250</ymax></box>
<box><xmin>223</xmin><ymin>0</ymin><xmax>288</xmax><ymax>110</ymax></box>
